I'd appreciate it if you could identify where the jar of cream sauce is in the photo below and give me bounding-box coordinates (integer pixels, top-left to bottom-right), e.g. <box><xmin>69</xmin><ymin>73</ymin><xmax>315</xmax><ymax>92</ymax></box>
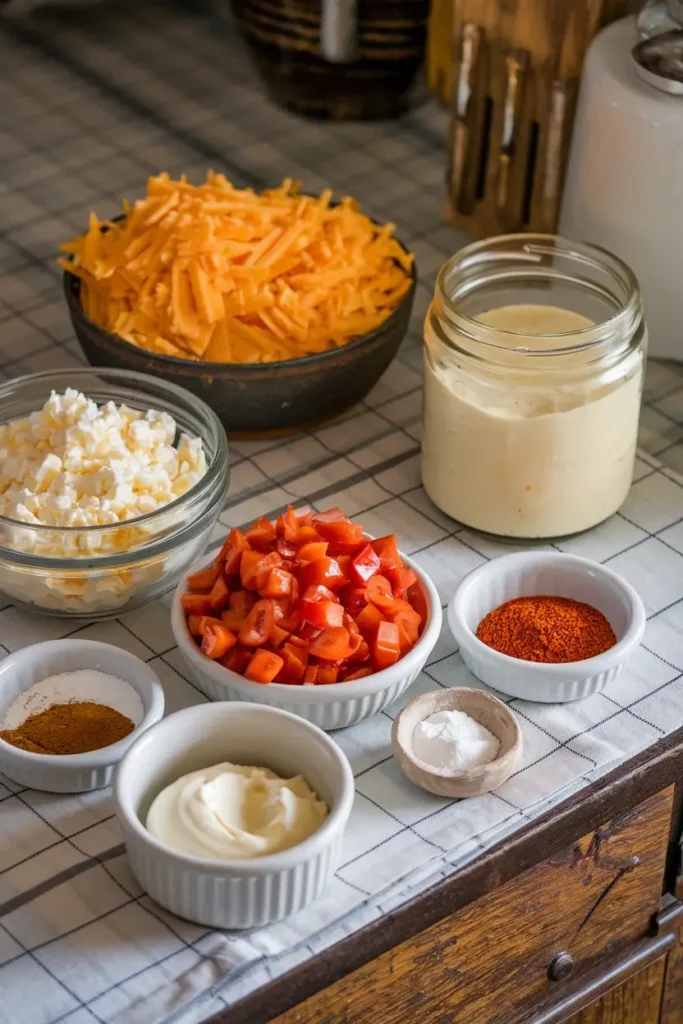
<box><xmin>422</xmin><ymin>235</ymin><xmax>646</xmax><ymax>539</ymax></box>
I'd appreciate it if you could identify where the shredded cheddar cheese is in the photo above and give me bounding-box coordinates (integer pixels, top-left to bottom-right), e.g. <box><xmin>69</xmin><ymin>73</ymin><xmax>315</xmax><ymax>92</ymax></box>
<box><xmin>60</xmin><ymin>172</ymin><xmax>414</xmax><ymax>364</ymax></box>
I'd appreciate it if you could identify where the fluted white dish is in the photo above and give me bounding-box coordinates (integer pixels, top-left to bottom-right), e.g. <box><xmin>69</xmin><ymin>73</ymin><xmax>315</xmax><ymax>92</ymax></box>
<box><xmin>171</xmin><ymin>548</ymin><xmax>442</xmax><ymax>730</ymax></box>
<box><xmin>0</xmin><ymin>639</ymin><xmax>165</xmax><ymax>792</ymax></box>
<box><xmin>448</xmin><ymin>551</ymin><xmax>646</xmax><ymax>703</ymax></box>
<box><xmin>114</xmin><ymin>702</ymin><xmax>354</xmax><ymax>929</ymax></box>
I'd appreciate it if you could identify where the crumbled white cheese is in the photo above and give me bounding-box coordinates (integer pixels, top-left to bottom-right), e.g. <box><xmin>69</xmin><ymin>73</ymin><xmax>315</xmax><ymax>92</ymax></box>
<box><xmin>0</xmin><ymin>389</ymin><xmax>208</xmax><ymax>613</ymax></box>
<box><xmin>0</xmin><ymin>388</ymin><xmax>207</xmax><ymax>555</ymax></box>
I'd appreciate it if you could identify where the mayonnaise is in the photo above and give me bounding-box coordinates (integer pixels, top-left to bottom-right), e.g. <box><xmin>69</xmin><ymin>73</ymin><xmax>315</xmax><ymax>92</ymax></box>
<box><xmin>422</xmin><ymin>303</ymin><xmax>643</xmax><ymax>539</ymax></box>
<box><xmin>146</xmin><ymin>762</ymin><xmax>328</xmax><ymax>860</ymax></box>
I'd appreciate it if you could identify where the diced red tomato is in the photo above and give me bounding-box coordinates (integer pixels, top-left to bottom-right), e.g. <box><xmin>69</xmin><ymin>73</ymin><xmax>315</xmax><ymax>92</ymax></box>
<box><xmin>270</xmin><ymin>624</ymin><xmax>290</xmax><ymax>648</ymax></box>
<box><xmin>242</xmin><ymin>550</ymin><xmax>281</xmax><ymax>590</ymax></box>
<box><xmin>277</xmin><ymin>507</ymin><xmax>303</xmax><ymax>544</ymax></box>
<box><xmin>220</xmin><ymin>643</ymin><xmax>252</xmax><ymax>674</ymax></box>
<box><xmin>278</xmin><ymin>642</ymin><xmax>308</xmax><ymax>683</ymax></box>
<box><xmin>296</xmin><ymin>541</ymin><xmax>328</xmax><ymax>563</ymax></box>
<box><xmin>298</xmin><ymin>556</ymin><xmax>348</xmax><ymax>591</ymax></box>
<box><xmin>276</xmin><ymin>536</ymin><xmax>297</xmax><ymax>559</ymax></box>
<box><xmin>351</xmin><ymin>543</ymin><xmax>381</xmax><ymax>586</ymax></box>
<box><xmin>200</xmin><ymin>622</ymin><xmax>237</xmax><ymax>660</ymax></box>
<box><xmin>278</xmin><ymin>610</ymin><xmax>302</xmax><ymax>634</ymax></box>
<box><xmin>371</xmin><ymin>534</ymin><xmax>403</xmax><ymax>572</ymax></box>
<box><xmin>295</xmin><ymin>525</ymin><xmax>321</xmax><ymax>544</ymax></box>
<box><xmin>218</xmin><ymin>528</ymin><xmax>250</xmax><ymax>575</ymax></box>
<box><xmin>303</xmin><ymin>665</ymin><xmax>319</xmax><ymax>685</ymax></box>
<box><xmin>347</xmin><ymin>639</ymin><xmax>370</xmax><ymax>663</ymax></box>
<box><xmin>287</xmin><ymin>634</ymin><xmax>308</xmax><ymax>649</ymax></box>
<box><xmin>300</xmin><ymin>599</ymin><xmax>344</xmax><ymax>630</ymax></box>
<box><xmin>245</xmin><ymin>649</ymin><xmax>283</xmax><ymax>684</ymax></box>
<box><xmin>220</xmin><ymin>590</ymin><xmax>255</xmax><ymax>631</ymax></box>
<box><xmin>314</xmin><ymin>520</ymin><xmax>364</xmax><ymax>549</ymax></box>
<box><xmin>365</xmin><ymin>574</ymin><xmax>396</xmax><ymax>612</ymax></box>
<box><xmin>373</xmin><ymin>620</ymin><xmax>401</xmax><ymax>670</ymax></box>
<box><xmin>302</xmin><ymin>584</ymin><xmax>337</xmax><ymax>602</ymax></box>
<box><xmin>342</xmin><ymin>666</ymin><xmax>373</xmax><ymax>681</ymax></box>
<box><xmin>355</xmin><ymin>602</ymin><xmax>384</xmax><ymax>638</ymax></box>
<box><xmin>239</xmin><ymin>549</ymin><xmax>264</xmax><ymax>589</ymax></box>
<box><xmin>245</xmin><ymin>517</ymin><xmax>277</xmax><ymax>548</ymax></box>
<box><xmin>336</xmin><ymin>554</ymin><xmax>352</xmax><ymax>578</ymax></box>
<box><xmin>387</xmin><ymin>567</ymin><xmax>417</xmax><ymax>597</ymax></box>
<box><xmin>182</xmin><ymin>513</ymin><xmax>423</xmax><ymax>687</ymax></box>
<box><xmin>298</xmin><ymin>621</ymin><xmax>323</xmax><ymax>644</ymax></box>
<box><xmin>312</xmin><ymin>507</ymin><xmax>348</xmax><ymax>524</ymax></box>
<box><xmin>181</xmin><ymin>593</ymin><xmax>213</xmax><ymax>616</ymax></box>
<box><xmin>261</xmin><ymin>568</ymin><xmax>293</xmax><ymax>598</ymax></box>
<box><xmin>238</xmin><ymin>599</ymin><xmax>275</xmax><ymax>646</ymax></box>
<box><xmin>187</xmin><ymin>614</ymin><xmax>218</xmax><ymax>636</ymax></box>
<box><xmin>209</xmin><ymin>576</ymin><xmax>230</xmax><ymax>612</ymax></box>
<box><xmin>393</xmin><ymin>608</ymin><xmax>421</xmax><ymax>649</ymax></box>
<box><xmin>309</xmin><ymin>627</ymin><xmax>353</xmax><ymax>661</ymax></box>
<box><xmin>338</xmin><ymin>584</ymin><xmax>367</xmax><ymax>615</ymax></box>
<box><xmin>187</xmin><ymin>564</ymin><xmax>220</xmax><ymax>592</ymax></box>
<box><xmin>407</xmin><ymin>582</ymin><xmax>428</xmax><ymax>632</ymax></box>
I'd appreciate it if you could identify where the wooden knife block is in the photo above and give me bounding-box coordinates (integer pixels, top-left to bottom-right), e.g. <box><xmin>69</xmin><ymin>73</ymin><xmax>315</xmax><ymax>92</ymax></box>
<box><xmin>431</xmin><ymin>0</ymin><xmax>639</xmax><ymax>237</ymax></box>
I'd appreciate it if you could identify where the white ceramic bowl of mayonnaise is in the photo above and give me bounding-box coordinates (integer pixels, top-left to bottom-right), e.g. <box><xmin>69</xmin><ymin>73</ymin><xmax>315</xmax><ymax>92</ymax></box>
<box><xmin>171</xmin><ymin>547</ymin><xmax>442</xmax><ymax>731</ymax></box>
<box><xmin>114</xmin><ymin>702</ymin><xmax>354</xmax><ymax>929</ymax></box>
<box><xmin>448</xmin><ymin>552</ymin><xmax>646</xmax><ymax>703</ymax></box>
<box><xmin>0</xmin><ymin>639</ymin><xmax>165</xmax><ymax>792</ymax></box>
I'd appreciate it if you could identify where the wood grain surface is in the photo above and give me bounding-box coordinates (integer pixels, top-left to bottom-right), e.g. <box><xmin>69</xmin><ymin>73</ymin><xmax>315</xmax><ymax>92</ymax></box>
<box><xmin>215</xmin><ymin>729</ymin><xmax>683</xmax><ymax>1024</ymax></box>
<box><xmin>267</xmin><ymin>787</ymin><xmax>673</xmax><ymax>1024</ymax></box>
<box><xmin>441</xmin><ymin>0</ymin><xmax>638</xmax><ymax>235</ymax></box>
<box><xmin>661</xmin><ymin>912</ymin><xmax>683</xmax><ymax>1024</ymax></box>
<box><xmin>565</xmin><ymin>959</ymin><xmax>667</xmax><ymax>1024</ymax></box>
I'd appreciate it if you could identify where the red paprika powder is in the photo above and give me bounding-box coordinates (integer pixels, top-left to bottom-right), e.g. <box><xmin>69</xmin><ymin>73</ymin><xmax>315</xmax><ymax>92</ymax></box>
<box><xmin>476</xmin><ymin>595</ymin><xmax>617</xmax><ymax>664</ymax></box>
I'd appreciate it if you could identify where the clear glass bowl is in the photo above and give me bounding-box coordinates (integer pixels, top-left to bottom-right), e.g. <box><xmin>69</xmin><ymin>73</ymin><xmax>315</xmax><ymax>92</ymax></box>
<box><xmin>0</xmin><ymin>369</ymin><xmax>229</xmax><ymax>619</ymax></box>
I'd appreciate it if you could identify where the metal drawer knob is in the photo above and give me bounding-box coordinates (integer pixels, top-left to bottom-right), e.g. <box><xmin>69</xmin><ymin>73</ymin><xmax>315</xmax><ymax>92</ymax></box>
<box><xmin>548</xmin><ymin>951</ymin><xmax>575</xmax><ymax>982</ymax></box>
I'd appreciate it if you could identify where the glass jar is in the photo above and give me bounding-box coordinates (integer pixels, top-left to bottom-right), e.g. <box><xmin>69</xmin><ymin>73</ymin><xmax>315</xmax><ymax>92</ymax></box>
<box><xmin>422</xmin><ymin>235</ymin><xmax>646</xmax><ymax>539</ymax></box>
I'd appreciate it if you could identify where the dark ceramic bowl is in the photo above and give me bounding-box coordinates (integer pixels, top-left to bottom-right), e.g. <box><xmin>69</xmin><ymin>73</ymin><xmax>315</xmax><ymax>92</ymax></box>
<box><xmin>223</xmin><ymin>0</ymin><xmax>429</xmax><ymax>120</ymax></box>
<box><xmin>63</xmin><ymin>251</ymin><xmax>416</xmax><ymax>437</ymax></box>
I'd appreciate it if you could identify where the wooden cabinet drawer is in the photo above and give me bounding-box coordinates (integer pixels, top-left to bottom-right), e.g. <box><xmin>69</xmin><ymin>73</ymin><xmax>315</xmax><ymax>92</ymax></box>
<box><xmin>269</xmin><ymin>786</ymin><xmax>674</xmax><ymax>1024</ymax></box>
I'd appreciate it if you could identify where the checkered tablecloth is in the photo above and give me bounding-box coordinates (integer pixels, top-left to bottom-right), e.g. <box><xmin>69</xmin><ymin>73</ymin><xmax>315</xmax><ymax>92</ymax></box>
<box><xmin>1</xmin><ymin>4</ymin><xmax>683</xmax><ymax>1023</ymax></box>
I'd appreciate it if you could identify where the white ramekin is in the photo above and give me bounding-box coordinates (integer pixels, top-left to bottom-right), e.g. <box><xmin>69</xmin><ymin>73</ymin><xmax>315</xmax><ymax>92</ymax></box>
<box><xmin>114</xmin><ymin>702</ymin><xmax>354</xmax><ymax>929</ymax></box>
<box><xmin>0</xmin><ymin>639</ymin><xmax>165</xmax><ymax>792</ymax></box>
<box><xmin>171</xmin><ymin>548</ymin><xmax>442</xmax><ymax>730</ymax></box>
<box><xmin>448</xmin><ymin>551</ymin><xmax>646</xmax><ymax>703</ymax></box>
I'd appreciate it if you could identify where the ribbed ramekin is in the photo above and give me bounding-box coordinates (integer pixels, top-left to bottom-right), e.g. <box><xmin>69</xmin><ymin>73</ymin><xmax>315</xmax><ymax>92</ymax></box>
<box><xmin>171</xmin><ymin>547</ymin><xmax>442</xmax><ymax>730</ymax></box>
<box><xmin>448</xmin><ymin>551</ymin><xmax>646</xmax><ymax>703</ymax></box>
<box><xmin>0</xmin><ymin>639</ymin><xmax>165</xmax><ymax>791</ymax></box>
<box><xmin>114</xmin><ymin>702</ymin><xmax>354</xmax><ymax>929</ymax></box>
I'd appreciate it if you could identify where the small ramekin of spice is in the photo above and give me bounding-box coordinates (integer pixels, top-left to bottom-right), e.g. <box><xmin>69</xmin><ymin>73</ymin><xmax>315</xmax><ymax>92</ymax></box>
<box><xmin>448</xmin><ymin>552</ymin><xmax>646</xmax><ymax>704</ymax></box>
<box><xmin>0</xmin><ymin>638</ymin><xmax>164</xmax><ymax>792</ymax></box>
<box><xmin>392</xmin><ymin>688</ymin><xmax>522</xmax><ymax>798</ymax></box>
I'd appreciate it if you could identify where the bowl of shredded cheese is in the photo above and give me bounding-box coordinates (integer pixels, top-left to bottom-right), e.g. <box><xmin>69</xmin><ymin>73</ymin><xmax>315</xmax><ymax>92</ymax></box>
<box><xmin>0</xmin><ymin>368</ymin><xmax>228</xmax><ymax>618</ymax></box>
<box><xmin>61</xmin><ymin>173</ymin><xmax>416</xmax><ymax>435</ymax></box>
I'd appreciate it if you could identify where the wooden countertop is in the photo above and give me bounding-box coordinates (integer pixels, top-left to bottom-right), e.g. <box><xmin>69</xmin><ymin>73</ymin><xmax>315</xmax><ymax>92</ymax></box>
<box><xmin>211</xmin><ymin>727</ymin><xmax>683</xmax><ymax>1024</ymax></box>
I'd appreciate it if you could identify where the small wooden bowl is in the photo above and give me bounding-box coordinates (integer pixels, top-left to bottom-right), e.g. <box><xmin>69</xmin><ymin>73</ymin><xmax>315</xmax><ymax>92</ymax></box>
<box><xmin>391</xmin><ymin>688</ymin><xmax>522</xmax><ymax>798</ymax></box>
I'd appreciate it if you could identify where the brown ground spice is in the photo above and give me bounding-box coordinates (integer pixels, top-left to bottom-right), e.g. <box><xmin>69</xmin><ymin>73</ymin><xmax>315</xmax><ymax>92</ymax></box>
<box><xmin>0</xmin><ymin>701</ymin><xmax>135</xmax><ymax>755</ymax></box>
<box><xmin>476</xmin><ymin>595</ymin><xmax>617</xmax><ymax>664</ymax></box>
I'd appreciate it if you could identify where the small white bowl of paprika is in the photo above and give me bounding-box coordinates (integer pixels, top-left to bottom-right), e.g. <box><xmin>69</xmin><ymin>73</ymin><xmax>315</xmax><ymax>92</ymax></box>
<box><xmin>448</xmin><ymin>551</ymin><xmax>646</xmax><ymax>703</ymax></box>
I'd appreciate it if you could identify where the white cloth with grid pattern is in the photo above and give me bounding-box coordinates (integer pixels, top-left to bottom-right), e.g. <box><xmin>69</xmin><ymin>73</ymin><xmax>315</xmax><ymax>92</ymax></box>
<box><xmin>1</xmin><ymin>6</ymin><xmax>683</xmax><ymax>1024</ymax></box>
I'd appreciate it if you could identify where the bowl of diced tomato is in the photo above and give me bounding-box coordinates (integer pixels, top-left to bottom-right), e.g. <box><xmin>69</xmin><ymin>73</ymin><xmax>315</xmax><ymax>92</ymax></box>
<box><xmin>171</xmin><ymin>506</ymin><xmax>442</xmax><ymax>730</ymax></box>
